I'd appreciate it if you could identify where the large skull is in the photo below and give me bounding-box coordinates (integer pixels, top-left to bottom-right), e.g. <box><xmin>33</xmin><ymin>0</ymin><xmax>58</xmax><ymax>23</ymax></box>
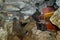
<box><xmin>50</xmin><ymin>7</ymin><xmax>60</xmax><ymax>28</ymax></box>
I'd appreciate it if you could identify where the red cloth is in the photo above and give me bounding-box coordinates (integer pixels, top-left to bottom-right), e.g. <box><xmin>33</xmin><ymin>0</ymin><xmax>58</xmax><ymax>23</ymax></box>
<box><xmin>42</xmin><ymin>7</ymin><xmax>54</xmax><ymax>13</ymax></box>
<box><xmin>46</xmin><ymin>22</ymin><xmax>56</xmax><ymax>31</ymax></box>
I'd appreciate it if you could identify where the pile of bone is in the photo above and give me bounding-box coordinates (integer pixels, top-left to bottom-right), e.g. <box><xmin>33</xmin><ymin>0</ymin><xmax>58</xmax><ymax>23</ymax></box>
<box><xmin>32</xmin><ymin>27</ymin><xmax>56</xmax><ymax>40</ymax></box>
<box><xmin>56</xmin><ymin>31</ymin><xmax>60</xmax><ymax>40</ymax></box>
<box><xmin>0</xmin><ymin>27</ymin><xmax>7</xmax><ymax>40</ymax></box>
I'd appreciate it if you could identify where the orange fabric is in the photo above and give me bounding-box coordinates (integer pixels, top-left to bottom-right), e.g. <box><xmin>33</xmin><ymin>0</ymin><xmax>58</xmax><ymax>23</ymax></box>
<box><xmin>44</xmin><ymin>12</ymin><xmax>54</xmax><ymax>18</ymax></box>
